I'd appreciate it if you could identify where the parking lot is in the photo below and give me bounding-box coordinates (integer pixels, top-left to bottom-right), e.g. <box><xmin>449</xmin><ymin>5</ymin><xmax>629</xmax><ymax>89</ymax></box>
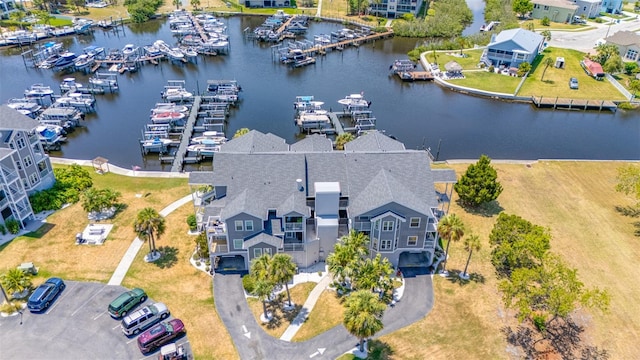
<box><xmin>0</xmin><ymin>281</ymin><xmax>190</xmax><ymax>360</ymax></box>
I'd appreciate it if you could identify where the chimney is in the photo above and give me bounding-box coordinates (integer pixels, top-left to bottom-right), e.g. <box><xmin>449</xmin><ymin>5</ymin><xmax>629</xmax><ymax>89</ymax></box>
<box><xmin>296</xmin><ymin>178</ymin><xmax>303</xmax><ymax>191</ymax></box>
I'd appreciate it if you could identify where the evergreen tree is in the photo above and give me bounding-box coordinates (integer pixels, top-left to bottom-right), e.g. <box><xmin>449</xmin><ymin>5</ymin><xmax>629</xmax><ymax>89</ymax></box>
<box><xmin>454</xmin><ymin>154</ymin><xmax>503</xmax><ymax>207</ymax></box>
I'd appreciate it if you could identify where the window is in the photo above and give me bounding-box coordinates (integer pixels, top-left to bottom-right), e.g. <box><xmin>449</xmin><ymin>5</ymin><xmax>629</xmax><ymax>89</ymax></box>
<box><xmin>254</xmin><ymin>248</ymin><xmax>262</xmax><ymax>258</ymax></box>
<box><xmin>16</xmin><ymin>138</ymin><xmax>26</xmax><ymax>149</ymax></box>
<box><xmin>382</xmin><ymin>221</ymin><xmax>394</xmax><ymax>232</ymax></box>
<box><xmin>30</xmin><ymin>173</ymin><xmax>39</xmax><ymax>185</ymax></box>
<box><xmin>24</xmin><ymin>156</ymin><xmax>33</xmax><ymax>167</ymax></box>
<box><xmin>543</xmin><ymin>5</ymin><xmax>549</xmax><ymax>10</ymax></box>
<box><xmin>407</xmin><ymin>236</ymin><xmax>418</xmax><ymax>246</ymax></box>
<box><xmin>264</xmin><ymin>248</ymin><xmax>272</xmax><ymax>256</ymax></box>
<box><xmin>15</xmin><ymin>161</ymin><xmax>22</xmax><ymax>170</ymax></box>
<box><xmin>380</xmin><ymin>239</ymin><xmax>392</xmax><ymax>251</ymax></box>
<box><xmin>38</xmin><ymin>161</ymin><xmax>47</xmax><ymax>172</ymax></box>
<box><xmin>233</xmin><ymin>239</ymin><xmax>243</xmax><ymax>250</ymax></box>
<box><xmin>244</xmin><ymin>220</ymin><xmax>254</xmax><ymax>232</ymax></box>
<box><xmin>409</xmin><ymin>217</ymin><xmax>420</xmax><ymax>228</ymax></box>
<box><xmin>235</xmin><ymin>220</ymin><xmax>243</xmax><ymax>231</ymax></box>
<box><xmin>625</xmin><ymin>49</ymin><xmax>638</xmax><ymax>61</ymax></box>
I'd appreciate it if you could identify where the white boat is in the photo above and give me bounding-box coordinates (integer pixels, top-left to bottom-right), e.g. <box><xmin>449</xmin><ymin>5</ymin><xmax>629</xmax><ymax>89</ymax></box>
<box><xmin>296</xmin><ymin>111</ymin><xmax>331</xmax><ymax>130</ymax></box>
<box><xmin>151</xmin><ymin>103</ymin><xmax>189</xmax><ymax>114</ymax></box>
<box><xmin>167</xmin><ymin>48</ymin><xmax>185</xmax><ymax>61</ymax></box>
<box><xmin>35</xmin><ymin>124</ymin><xmax>66</xmax><ymax>146</ymax></box>
<box><xmin>144</xmin><ymin>44</ymin><xmax>163</xmax><ymax>57</ymax></box>
<box><xmin>73</xmin><ymin>54</ymin><xmax>95</xmax><ymax>70</ymax></box>
<box><xmin>150</xmin><ymin>111</ymin><xmax>186</xmax><ymax>124</ymax></box>
<box><xmin>55</xmin><ymin>92</ymin><xmax>95</xmax><ymax>108</ymax></box>
<box><xmin>337</xmin><ymin>93</ymin><xmax>371</xmax><ymax>108</ymax></box>
<box><xmin>89</xmin><ymin>77</ymin><xmax>118</xmax><ymax>88</ymax></box>
<box><xmin>7</xmin><ymin>98</ymin><xmax>42</xmax><ymax>118</ymax></box>
<box><xmin>162</xmin><ymin>88</ymin><xmax>193</xmax><ymax>102</ymax></box>
<box><xmin>182</xmin><ymin>47</ymin><xmax>198</xmax><ymax>58</ymax></box>
<box><xmin>53</xmin><ymin>52</ymin><xmax>77</xmax><ymax>68</ymax></box>
<box><xmin>191</xmin><ymin>131</ymin><xmax>227</xmax><ymax>145</ymax></box>
<box><xmin>294</xmin><ymin>96</ymin><xmax>325</xmax><ymax>112</ymax></box>
<box><xmin>187</xmin><ymin>143</ymin><xmax>220</xmax><ymax>157</ymax></box>
<box><xmin>83</xmin><ymin>45</ymin><xmax>105</xmax><ymax>58</ymax></box>
<box><xmin>39</xmin><ymin>53</ymin><xmax>62</xmax><ymax>69</ymax></box>
<box><xmin>25</xmin><ymin>84</ymin><xmax>54</xmax><ymax>97</ymax></box>
<box><xmin>122</xmin><ymin>44</ymin><xmax>138</xmax><ymax>57</ymax></box>
<box><xmin>60</xmin><ymin>78</ymin><xmax>84</xmax><ymax>92</ymax></box>
<box><xmin>141</xmin><ymin>137</ymin><xmax>173</xmax><ymax>152</ymax></box>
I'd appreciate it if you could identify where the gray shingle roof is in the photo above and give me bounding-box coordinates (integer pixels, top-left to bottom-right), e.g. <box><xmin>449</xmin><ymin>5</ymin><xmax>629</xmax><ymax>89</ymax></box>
<box><xmin>606</xmin><ymin>30</ymin><xmax>640</xmax><ymax>46</ymax></box>
<box><xmin>490</xmin><ymin>29</ymin><xmax>544</xmax><ymax>54</ymax></box>
<box><xmin>532</xmin><ymin>0</ymin><xmax>578</xmax><ymax>9</ymax></box>
<box><xmin>207</xmin><ymin>131</ymin><xmax>438</xmax><ymax>222</ymax></box>
<box><xmin>344</xmin><ymin>130</ymin><xmax>406</xmax><ymax>152</ymax></box>
<box><xmin>244</xmin><ymin>232</ymin><xmax>283</xmax><ymax>248</ymax></box>
<box><xmin>431</xmin><ymin>168</ymin><xmax>457</xmax><ymax>183</ymax></box>
<box><xmin>220</xmin><ymin>130</ymin><xmax>289</xmax><ymax>153</ymax></box>
<box><xmin>290</xmin><ymin>134</ymin><xmax>333</xmax><ymax>152</ymax></box>
<box><xmin>0</xmin><ymin>148</ymin><xmax>15</xmax><ymax>160</ymax></box>
<box><xmin>189</xmin><ymin>171</ymin><xmax>214</xmax><ymax>185</ymax></box>
<box><xmin>0</xmin><ymin>105</ymin><xmax>40</xmax><ymax>131</ymax></box>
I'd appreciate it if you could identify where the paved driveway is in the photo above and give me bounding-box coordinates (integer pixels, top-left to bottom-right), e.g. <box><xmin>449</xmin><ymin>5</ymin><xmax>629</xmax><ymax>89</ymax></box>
<box><xmin>214</xmin><ymin>273</ymin><xmax>433</xmax><ymax>360</ymax></box>
<box><xmin>0</xmin><ymin>281</ymin><xmax>190</xmax><ymax>360</ymax></box>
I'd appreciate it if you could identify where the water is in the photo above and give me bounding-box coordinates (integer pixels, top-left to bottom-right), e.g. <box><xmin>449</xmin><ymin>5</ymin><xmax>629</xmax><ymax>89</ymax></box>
<box><xmin>1</xmin><ymin>17</ymin><xmax>638</xmax><ymax>171</ymax></box>
<box><xmin>463</xmin><ymin>0</ymin><xmax>487</xmax><ymax>36</ymax></box>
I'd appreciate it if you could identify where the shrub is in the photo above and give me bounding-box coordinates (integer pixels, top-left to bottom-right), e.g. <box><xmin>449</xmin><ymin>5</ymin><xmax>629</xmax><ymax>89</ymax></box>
<box><xmin>242</xmin><ymin>274</ymin><xmax>257</xmax><ymax>293</ymax></box>
<box><xmin>0</xmin><ymin>301</ymin><xmax>23</xmax><ymax>314</ymax></box>
<box><xmin>533</xmin><ymin>314</ymin><xmax>547</xmax><ymax>332</ymax></box>
<box><xmin>194</xmin><ymin>232</ymin><xmax>209</xmax><ymax>259</ymax></box>
<box><xmin>0</xmin><ymin>224</ymin><xmax>5</xmax><ymax>235</ymax></box>
<box><xmin>5</xmin><ymin>219</ymin><xmax>20</xmax><ymax>234</ymax></box>
<box><xmin>617</xmin><ymin>102</ymin><xmax>638</xmax><ymax>110</ymax></box>
<box><xmin>186</xmin><ymin>214</ymin><xmax>197</xmax><ymax>231</ymax></box>
<box><xmin>205</xmin><ymin>265</ymin><xmax>210</xmax><ymax>272</ymax></box>
<box><xmin>488</xmin><ymin>65</ymin><xmax>495</xmax><ymax>73</ymax></box>
<box><xmin>195</xmin><ymin>260</ymin><xmax>201</xmax><ymax>267</ymax></box>
<box><xmin>541</xmin><ymin>16</ymin><xmax>550</xmax><ymax>26</ymax></box>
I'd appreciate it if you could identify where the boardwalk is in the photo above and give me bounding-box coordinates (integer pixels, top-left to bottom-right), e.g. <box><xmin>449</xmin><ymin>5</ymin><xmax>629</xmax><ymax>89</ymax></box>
<box><xmin>171</xmin><ymin>96</ymin><xmax>201</xmax><ymax>172</ymax></box>
<box><xmin>301</xmin><ymin>30</ymin><xmax>394</xmax><ymax>55</ymax></box>
<box><xmin>532</xmin><ymin>96</ymin><xmax>617</xmax><ymax>112</ymax></box>
<box><xmin>328</xmin><ymin>112</ymin><xmax>345</xmax><ymax>135</ymax></box>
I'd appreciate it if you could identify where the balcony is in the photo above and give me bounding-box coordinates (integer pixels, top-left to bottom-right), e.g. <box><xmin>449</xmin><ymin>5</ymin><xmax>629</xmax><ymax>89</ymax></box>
<box><xmin>210</xmin><ymin>240</ymin><xmax>229</xmax><ymax>254</ymax></box>
<box><xmin>206</xmin><ymin>216</ymin><xmax>226</xmax><ymax>235</ymax></box>
<box><xmin>284</xmin><ymin>222</ymin><xmax>304</xmax><ymax>231</ymax></box>
<box><xmin>283</xmin><ymin>243</ymin><xmax>305</xmax><ymax>252</ymax></box>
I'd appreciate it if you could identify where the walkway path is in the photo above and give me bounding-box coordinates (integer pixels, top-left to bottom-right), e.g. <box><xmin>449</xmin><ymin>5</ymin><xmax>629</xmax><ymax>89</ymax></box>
<box><xmin>280</xmin><ymin>275</ymin><xmax>333</xmax><ymax>341</ymax></box>
<box><xmin>315</xmin><ymin>0</ymin><xmax>322</xmax><ymax>17</ymax></box>
<box><xmin>214</xmin><ymin>273</ymin><xmax>433</xmax><ymax>359</ymax></box>
<box><xmin>49</xmin><ymin>157</ymin><xmax>189</xmax><ymax>178</ymax></box>
<box><xmin>107</xmin><ymin>194</ymin><xmax>192</xmax><ymax>286</ymax></box>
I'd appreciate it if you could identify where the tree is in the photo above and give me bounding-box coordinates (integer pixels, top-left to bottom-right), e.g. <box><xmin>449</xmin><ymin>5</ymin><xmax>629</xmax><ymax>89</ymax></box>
<box><xmin>489</xmin><ymin>213</ymin><xmax>551</xmax><ymax>278</ymax></box>
<box><xmin>517</xmin><ymin>62</ymin><xmax>531</xmax><ymax>77</ymax></box>
<box><xmin>269</xmin><ymin>253</ymin><xmax>297</xmax><ymax>307</ymax></box>
<box><xmin>252</xmin><ymin>278</ymin><xmax>274</xmax><ymax>320</ymax></box>
<box><xmin>615</xmin><ymin>164</ymin><xmax>640</xmax><ymax>206</ymax></box>
<box><xmin>624</xmin><ymin>62</ymin><xmax>639</xmax><ymax>75</ymax></box>
<box><xmin>173</xmin><ymin>0</ymin><xmax>181</xmax><ymax>9</ymax></box>
<box><xmin>81</xmin><ymin>188</ymin><xmax>121</xmax><ymax>216</ymax></box>
<box><xmin>9</xmin><ymin>10</ymin><xmax>25</xmax><ymax>30</ymax></box>
<box><xmin>437</xmin><ymin>213</ymin><xmax>465</xmax><ymax>273</ymax></box>
<box><xmin>541</xmin><ymin>16</ymin><xmax>550</xmax><ymax>26</ymax></box>
<box><xmin>592</xmin><ymin>43</ymin><xmax>619</xmax><ymax>65</ymax></box>
<box><xmin>1</xmin><ymin>268</ymin><xmax>32</xmax><ymax>297</ymax></box>
<box><xmin>540</xmin><ymin>57</ymin><xmax>554</xmax><ymax>81</ymax></box>
<box><xmin>194</xmin><ymin>232</ymin><xmax>209</xmax><ymax>259</ymax></box>
<box><xmin>603</xmin><ymin>53</ymin><xmax>623</xmax><ymax>74</ymax></box>
<box><xmin>327</xmin><ymin>230</ymin><xmax>369</xmax><ymax>286</ymax></box>
<box><xmin>344</xmin><ymin>290</ymin><xmax>386</xmax><ymax>353</ymax></box>
<box><xmin>335</xmin><ymin>133</ymin><xmax>354</xmax><ymax>150</ymax></box>
<box><xmin>352</xmin><ymin>254</ymin><xmax>393</xmax><ymax>293</ymax></box>
<box><xmin>540</xmin><ymin>29</ymin><xmax>551</xmax><ymax>42</ymax></box>
<box><xmin>133</xmin><ymin>207</ymin><xmax>166</xmax><ymax>258</ymax></box>
<box><xmin>512</xmin><ymin>0</ymin><xmax>533</xmax><ymax>18</ymax></box>
<box><xmin>454</xmin><ymin>154</ymin><xmax>503</xmax><ymax>207</ymax></box>
<box><xmin>629</xmin><ymin>79</ymin><xmax>640</xmax><ymax>99</ymax></box>
<box><xmin>34</xmin><ymin>10</ymin><xmax>52</xmax><ymax>25</ymax></box>
<box><xmin>500</xmin><ymin>254</ymin><xmax>610</xmax><ymax>323</ymax></box>
<box><xmin>461</xmin><ymin>234</ymin><xmax>481</xmax><ymax>278</ymax></box>
<box><xmin>233</xmin><ymin>128</ymin><xmax>250</xmax><ymax>139</ymax></box>
<box><xmin>251</xmin><ymin>254</ymin><xmax>273</xmax><ymax>280</ymax></box>
<box><xmin>190</xmin><ymin>0</ymin><xmax>200</xmax><ymax>9</ymax></box>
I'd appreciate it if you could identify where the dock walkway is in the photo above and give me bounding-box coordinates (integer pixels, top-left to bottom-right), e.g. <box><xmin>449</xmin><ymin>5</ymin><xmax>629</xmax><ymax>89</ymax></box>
<box><xmin>301</xmin><ymin>30</ymin><xmax>393</xmax><ymax>55</ymax></box>
<box><xmin>328</xmin><ymin>112</ymin><xmax>345</xmax><ymax>135</ymax></box>
<box><xmin>532</xmin><ymin>96</ymin><xmax>617</xmax><ymax>112</ymax></box>
<box><xmin>171</xmin><ymin>96</ymin><xmax>201</xmax><ymax>172</ymax></box>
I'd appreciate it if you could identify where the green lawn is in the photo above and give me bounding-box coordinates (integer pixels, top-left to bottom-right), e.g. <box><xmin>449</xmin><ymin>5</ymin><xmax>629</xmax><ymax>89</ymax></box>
<box><xmin>449</xmin><ymin>71</ymin><xmax>521</xmax><ymax>94</ymax></box>
<box><xmin>517</xmin><ymin>47</ymin><xmax>627</xmax><ymax>100</ymax></box>
<box><xmin>520</xmin><ymin>19</ymin><xmax>586</xmax><ymax>30</ymax></box>
<box><xmin>425</xmin><ymin>49</ymin><xmax>484</xmax><ymax>70</ymax></box>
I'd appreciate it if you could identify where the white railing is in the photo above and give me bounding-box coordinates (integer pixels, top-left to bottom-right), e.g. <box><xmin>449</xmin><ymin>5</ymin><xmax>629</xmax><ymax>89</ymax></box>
<box><xmin>283</xmin><ymin>243</ymin><xmax>305</xmax><ymax>252</ymax></box>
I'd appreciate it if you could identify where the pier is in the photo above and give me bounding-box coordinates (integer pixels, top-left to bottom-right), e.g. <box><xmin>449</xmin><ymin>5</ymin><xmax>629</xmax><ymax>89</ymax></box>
<box><xmin>397</xmin><ymin>71</ymin><xmax>434</xmax><ymax>81</ymax></box>
<box><xmin>328</xmin><ymin>112</ymin><xmax>345</xmax><ymax>135</ymax></box>
<box><xmin>170</xmin><ymin>96</ymin><xmax>201</xmax><ymax>172</ymax></box>
<box><xmin>532</xmin><ymin>96</ymin><xmax>617</xmax><ymax>112</ymax></box>
<box><xmin>300</xmin><ymin>30</ymin><xmax>394</xmax><ymax>55</ymax></box>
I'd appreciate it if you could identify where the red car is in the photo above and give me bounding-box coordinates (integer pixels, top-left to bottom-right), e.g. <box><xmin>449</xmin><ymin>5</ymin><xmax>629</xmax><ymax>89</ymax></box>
<box><xmin>137</xmin><ymin>319</ymin><xmax>185</xmax><ymax>353</ymax></box>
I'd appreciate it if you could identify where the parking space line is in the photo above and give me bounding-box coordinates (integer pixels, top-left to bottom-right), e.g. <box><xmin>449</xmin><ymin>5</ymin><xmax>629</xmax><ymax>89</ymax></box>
<box><xmin>126</xmin><ymin>338</ymin><xmax>137</xmax><ymax>344</ymax></box>
<box><xmin>93</xmin><ymin>310</ymin><xmax>107</xmax><ymax>321</ymax></box>
<box><xmin>71</xmin><ymin>285</ymin><xmax>107</xmax><ymax>317</ymax></box>
<box><xmin>113</xmin><ymin>324</ymin><xmax>121</xmax><ymax>330</ymax></box>
<box><xmin>45</xmin><ymin>282</ymin><xmax>78</xmax><ymax>315</ymax></box>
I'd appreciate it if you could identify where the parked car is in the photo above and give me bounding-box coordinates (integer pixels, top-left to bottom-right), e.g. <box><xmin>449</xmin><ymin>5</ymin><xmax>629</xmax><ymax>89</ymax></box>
<box><xmin>121</xmin><ymin>302</ymin><xmax>170</xmax><ymax>336</ymax></box>
<box><xmin>569</xmin><ymin>77</ymin><xmax>579</xmax><ymax>89</ymax></box>
<box><xmin>108</xmin><ymin>288</ymin><xmax>147</xmax><ymax>318</ymax></box>
<box><xmin>138</xmin><ymin>319</ymin><xmax>186</xmax><ymax>353</ymax></box>
<box><xmin>573</xmin><ymin>16</ymin><xmax>587</xmax><ymax>24</ymax></box>
<box><xmin>27</xmin><ymin>277</ymin><xmax>65</xmax><ymax>312</ymax></box>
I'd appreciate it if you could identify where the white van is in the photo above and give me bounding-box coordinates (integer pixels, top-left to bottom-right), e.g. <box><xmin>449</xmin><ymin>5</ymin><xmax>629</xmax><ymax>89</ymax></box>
<box><xmin>121</xmin><ymin>302</ymin><xmax>170</xmax><ymax>336</ymax></box>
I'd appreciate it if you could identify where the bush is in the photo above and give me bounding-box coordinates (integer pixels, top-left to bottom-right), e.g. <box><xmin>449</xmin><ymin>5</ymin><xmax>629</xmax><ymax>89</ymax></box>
<box><xmin>0</xmin><ymin>301</ymin><xmax>23</xmax><ymax>314</ymax></box>
<box><xmin>195</xmin><ymin>260</ymin><xmax>201</xmax><ymax>266</ymax></box>
<box><xmin>533</xmin><ymin>314</ymin><xmax>547</xmax><ymax>332</ymax></box>
<box><xmin>541</xmin><ymin>16</ymin><xmax>550</xmax><ymax>26</ymax></box>
<box><xmin>194</xmin><ymin>232</ymin><xmax>209</xmax><ymax>259</ymax></box>
<box><xmin>488</xmin><ymin>65</ymin><xmax>495</xmax><ymax>72</ymax></box>
<box><xmin>0</xmin><ymin>224</ymin><xmax>5</xmax><ymax>235</ymax></box>
<box><xmin>186</xmin><ymin>214</ymin><xmax>197</xmax><ymax>231</ymax></box>
<box><xmin>30</xmin><ymin>164</ymin><xmax>93</xmax><ymax>213</ymax></box>
<box><xmin>242</xmin><ymin>274</ymin><xmax>257</xmax><ymax>293</ymax></box>
<box><xmin>5</xmin><ymin>219</ymin><xmax>20</xmax><ymax>234</ymax></box>
<box><xmin>617</xmin><ymin>102</ymin><xmax>639</xmax><ymax>110</ymax></box>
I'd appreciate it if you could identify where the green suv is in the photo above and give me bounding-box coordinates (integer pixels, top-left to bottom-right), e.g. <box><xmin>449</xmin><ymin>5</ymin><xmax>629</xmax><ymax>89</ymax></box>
<box><xmin>108</xmin><ymin>288</ymin><xmax>147</xmax><ymax>318</ymax></box>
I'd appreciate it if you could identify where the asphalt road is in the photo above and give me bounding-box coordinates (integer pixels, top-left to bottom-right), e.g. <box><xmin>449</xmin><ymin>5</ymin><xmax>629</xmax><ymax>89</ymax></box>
<box><xmin>214</xmin><ymin>273</ymin><xmax>433</xmax><ymax>360</ymax></box>
<box><xmin>0</xmin><ymin>281</ymin><xmax>190</xmax><ymax>360</ymax></box>
<box><xmin>548</xmin><ymin>16</ymin><xmax>640</xmax><ymax>53</ymax></box>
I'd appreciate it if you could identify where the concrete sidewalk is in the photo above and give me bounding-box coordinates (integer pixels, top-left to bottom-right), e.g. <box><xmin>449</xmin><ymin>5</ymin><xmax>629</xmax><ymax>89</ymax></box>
<box><xmin>280</xmin><ymin>274</ymin><xmax>333</xmax><ymax>341</ymax></box>
<box><xmin>49</xmin><ymin>157</ymin><xmax>189</xmax><ymax>178</ymax></box>
<box><xmin>107</xmin><ymin>194</ymin><xmax>193</xmax><ymax>286</ymax></box>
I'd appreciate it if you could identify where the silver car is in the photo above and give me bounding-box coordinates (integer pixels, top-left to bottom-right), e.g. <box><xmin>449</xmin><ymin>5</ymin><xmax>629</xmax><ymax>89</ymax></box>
<box><xmin>121</xmin><ymin>302</ymin><xmax>170</xmax><ymax>336</ymax></box>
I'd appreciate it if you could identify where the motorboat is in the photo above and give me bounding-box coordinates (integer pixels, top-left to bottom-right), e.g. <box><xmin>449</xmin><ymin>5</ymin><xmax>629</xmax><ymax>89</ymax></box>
<box><xmin>182</xmin><ymin>47</ymin><xmax>198</xmax><ymax>58</ymax></box>
<box><xmin>7</xmin><ymin>98</ymin><xmax>42</xmax><ymax>118</ymax></box>
<box><xmin>35</xmin><ymin>124</ymin><xmax>66</xmax><ymax>146</ymax></box>
<box><xmin>141</xmin><ymin>137</ymin><xmax>173</xmax><ymax>152</ymax></box>
<box><xmin>191</xmin><ymin>131</ymin><xmax>227</xmax><ymax>145</ymax></box>
<box><xmin>83</xmin><ymin>45</ymin><xmax>105</xmax><ymax>58</ymax></box>
<box><xmin>167</xmin><ymin>48</ymin><xmax>185</xmax><ymax>61</ymax></box>
<box><xmin>187</xmin><ymin>143</ymin><xmax>220</xmax><ymax>157</ymax></box>
<box><xmin>294</xmin><ymin>96</ymin><xmax>325</xmax><ymax>112</ymax></box>
<box><xmin>337</xmin><ymin>93</ymin><xmax>371</xmax><ymax>108</ymax></box>
<box><xmin>151</xmin><ymin>103</ymin><xmax>189</xmax><ymax>114</ymax></box>
<box><xmin>89</xmin><ymin>76</ymin><xmax>118</xmax><ymax>88</ymax></box>
<box><xmin>55</xmin><ymin>92</ymin><xmax>95</xmax><ymax>108</ymax></box>
<box><xmin>122</xmin><ymin>44</ymin><xmax>138</xmax><ymax>57</ymax></box>
<box><xmin>60</xmin><ymin>78</ymin><xmax>84</xmax><ymax>92</ymax></box>
<box><xmin>39</xmin><ymin>53</ymin><xmax>62</xmax><ymax>69</ymax></box>
<box><xmin>41</xmin><ymin>41</ymin><xmax>63</xmax><ymax>55</ymax></box>
<box><xmin>25</xmin><ymin>84</ymin><xmax>54</xmax><ymax>97</ymax></box>
<box><xmin>150</xmin><ymin>111</ymin><xmax>186</xmax><ymax>124</ymax></box>
<box><xmin>53</xmin><ymin>52</ymin><xmax>77</xmax><ymax>68</ymax></box>
<box><xmin>162</xmin><ymin>87</ymin><xmax>193</xmax><ymax>102</ymax></box>
<box><xmin>73</xmin><ymin>54</ymin><xmax>95</xmax><ymax>70</ymax></box>
<box><xmin>143</xmin><ymin>43</ymin><xmax>163</xmax><ymax>57</ymax></box>
<box><xmin>37</xmin><ymin>107</ymin><xmax>83</xmax><ymax>131</ymax></box>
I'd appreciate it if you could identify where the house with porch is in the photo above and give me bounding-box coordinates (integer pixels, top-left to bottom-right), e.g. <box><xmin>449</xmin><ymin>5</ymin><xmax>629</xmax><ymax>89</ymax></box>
<box><xmin>531</xmin><ymin>0</ymin><xmax>578</xmax><ymax>22</ymax></box>
<box><xmin>188</xmin><ymin>131</ymin><xmax>456</xmax><ymax>274</ymax></box>
<box><xmin>605</xmin><ymin>30</ymin><xmax>640</xmax><ymax>64</ymax></box>
<box><xmin>0</xmin><ymin>106</ymin><xmax>56</xmax><ymax>229</ymax></box>
<box><xmin>572</xmin><ymin>0</ymin><xmax>602</xmax><ymax>18</ymax></box>
<box><xmin>601</xmin><ymin>0</ymin><xmax>623</xmax><ymax>13</ymax></box>
<box><xmin>0</xmin><ymin>0</ymin><xmax>17</xmax><ymax>19</ymax></box>
<box><xmin>483</xmin><ymin>28</ymin><xmax>545</xmax><ymax>68</ymax></box>
<box><xmin>369</xmin><ymin>0</ymin><xmax>424</xmax><ymax>19</ymax></box>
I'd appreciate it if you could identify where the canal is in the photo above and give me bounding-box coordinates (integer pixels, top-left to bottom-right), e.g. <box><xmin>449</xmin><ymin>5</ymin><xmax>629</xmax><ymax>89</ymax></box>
<box><xmin>1</xmin><ymin>16</ymin><xmax>638</xmax><ymax>171</ymax></box>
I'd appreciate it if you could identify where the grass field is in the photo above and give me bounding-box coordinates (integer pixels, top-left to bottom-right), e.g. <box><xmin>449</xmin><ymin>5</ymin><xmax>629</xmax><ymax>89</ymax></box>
<box><xmin>292</xmin><ymin>289</ymin><xmax>344</xmax><ymax>341</ymax></box>
<box><xmin>518</xmin><ymin>47</ymin><xmax>627</xmax><ymax>100</ymax></box>
<box><xmin>520</xmin><ymin>19</ymin><xmax>587</xmax><ymax>31</ymax></box>
<box><xmin>450</xmin><ymin>71</ymin><xmax>522</xmax><ymax>94</ymax></box>
<box><xmin>424</xmin><ymin>49</ymin><xmax>484</xmax><ymax>70</ymax></box>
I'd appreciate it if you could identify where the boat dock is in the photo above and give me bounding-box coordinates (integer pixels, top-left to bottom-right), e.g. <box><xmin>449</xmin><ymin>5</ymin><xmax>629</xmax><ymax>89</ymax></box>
<box><xmin>532</xmin><ymin>96</ymin><xmax>617</xmax><ymax>112</ymax></box>
<box><xmin>397</xmin><ymin>71</ymin><xmax>434</xmax><ymax>81</ymax></box>
<box><xmin>328</xmin><ymin>112</ymin><xmax>344</xmax><ymax>135</ymax></box>
<box><xmin>300</xmin><ymin>30</ymin><xmax>394</xmax><ymax>55</ymax></box>
<box><xmin>168</xmin><ymin>96</ymin><xmax>201</xmax><ymax>171</ymax></box>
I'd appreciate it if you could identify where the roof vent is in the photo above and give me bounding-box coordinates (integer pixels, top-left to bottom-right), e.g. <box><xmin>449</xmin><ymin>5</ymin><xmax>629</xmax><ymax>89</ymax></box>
<box><xmin>296</xmin><ymin>178</ymin><xmax>304</xmax><ymax>191</ymax></box>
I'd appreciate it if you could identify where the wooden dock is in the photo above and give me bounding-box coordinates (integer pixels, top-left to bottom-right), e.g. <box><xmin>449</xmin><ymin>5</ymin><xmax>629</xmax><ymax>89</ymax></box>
<box><xmin>397</xmin><ymin>71</ymin><xmax>434</xmax><ymax>81</ymax></box>
<box><xmin>170</xmin><ymin>96</ymin><xmax>201</xmax><ymax>172</ymax></box>
<box><xmin>532</xmin><ymin>96</ymin><xmax>617</xmax><ymax>112</ymax></box>
<box><xmin>301</xmin><ymin>30</ymin><xmax>394</xmax><ymax>55</ymax></box>
<box><xmin>328</xmin><ymin>112</ymin><xmax>345</xmax><ymax>135</ymax></box>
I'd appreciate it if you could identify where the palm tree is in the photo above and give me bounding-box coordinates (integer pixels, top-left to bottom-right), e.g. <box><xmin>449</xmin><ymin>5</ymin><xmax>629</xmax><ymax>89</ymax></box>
<box><xmin>0</xmin><ymin>283</ymin><xmax>9</xmax><ymax>304</ymax></box>
<box><xmin>1</xmin><ymin>268</ymin><xmax>32</xmax><ymax>297</ymax></box>
<box><xmin>270</xmin><ymin>253</ymin><xmax>297</xmax><ymax>307</ymax></box>
<box><xmin>461</xmin><ymin>234</ymin><xmax>481</xmax><ymax>279</ymax></box>
<box><xmin>253</xmin><ymin>279</ymin><xmax>274</xmax><ymax>321</ymax></box>
<box><xmin>133</xmin><ymin>208</ymin><xmax>166</xmax><ymax>258</ymax></box>
<box><xmin>173</xmin><ymin>0</ymin><xmax>181</xmax><ymax>9</ymax></box>
<box><xmin>540</xmin><ymin>57</ymin><xmax>554</xmax><ymax>81</ymax></box>
<box><xmin>233</xmin><ymin>128</ymin><xmax>250</xmax><ymax>138</ymax></box>
<box><xmin>251</xmin><ymin>254</ymin><xmax>273</xmax><ymax>281</ymax></box>
<box><xmin>352</xmin><ymin>254</ymin><xmax>393</xmax><ymax>293</ymax></box>
<box><xmin>437</xmin><ymin>213</ymin><xmax>465</xmax><ymax>273</ymax></box>
<box><xmin>335</xmin><ymin>133</ymin><xmax>354</xmax><ymax>150</ymax></box>
<box><xmin>343</xmin><ymin>290</ymin><xmax>386</xmax><ymax>353</ymax></box>
<box><xmin>190</xmin><ymin>0</ymin><xmax>200</xmax><ymax>10</ymax></box>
